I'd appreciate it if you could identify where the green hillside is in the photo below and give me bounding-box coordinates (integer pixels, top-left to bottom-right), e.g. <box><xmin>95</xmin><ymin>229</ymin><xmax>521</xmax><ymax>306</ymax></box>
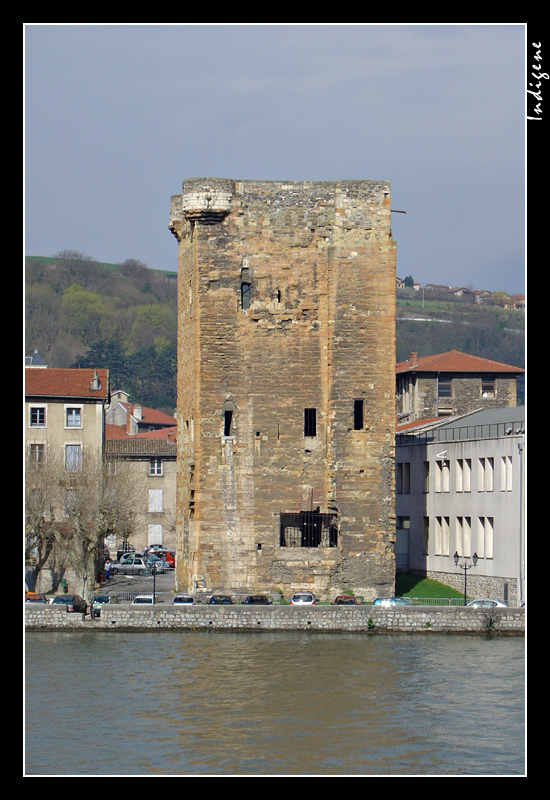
<box><xmin>25</xmin><ymin>254</ymin><xmax>525</xmax><ymax>412</ymax></box>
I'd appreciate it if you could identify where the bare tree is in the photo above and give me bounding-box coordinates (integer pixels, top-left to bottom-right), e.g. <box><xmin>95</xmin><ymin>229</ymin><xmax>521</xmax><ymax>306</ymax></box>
<box><xmin>25</xmin><ymin>449</ymin><xmax>64</xmax><ymax>591</ymax></box>
<box><xmin>25</xmin><ymin>448</ymin><xmax>145</xmax><ymax>598</ymax></box>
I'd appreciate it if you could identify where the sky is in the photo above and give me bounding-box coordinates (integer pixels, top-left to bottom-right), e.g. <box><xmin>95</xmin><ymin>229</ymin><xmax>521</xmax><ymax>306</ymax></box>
<box><xmin>24</xmin><ymin>24</ymin><xmax>526</xmax><ymax>295</ymax></box>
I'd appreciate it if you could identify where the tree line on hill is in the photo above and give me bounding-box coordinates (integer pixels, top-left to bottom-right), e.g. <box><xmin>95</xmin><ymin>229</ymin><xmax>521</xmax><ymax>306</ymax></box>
<box><xmin>25</xmin><ymin>252</ymin><xmax>525</xmax><ymax>412</ymax></box>
<box><xmin>25</xmin><ymin>251</ymin><xmax>178</xmax><ymax>413</ymax></box>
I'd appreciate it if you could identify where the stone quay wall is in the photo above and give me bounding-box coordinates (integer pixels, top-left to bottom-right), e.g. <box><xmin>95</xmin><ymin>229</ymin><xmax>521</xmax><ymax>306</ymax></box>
<box><xmin>26</xmin><ymin>604</ymin><xmax>525</xmax><ymax>635</ymax></box>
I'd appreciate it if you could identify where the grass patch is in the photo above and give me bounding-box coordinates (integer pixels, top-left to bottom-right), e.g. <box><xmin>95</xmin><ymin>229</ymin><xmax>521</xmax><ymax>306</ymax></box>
<box><xmin>396</xmin><ymin>573</ymin><xmax>463</xmax><ymax>599</ymax></box>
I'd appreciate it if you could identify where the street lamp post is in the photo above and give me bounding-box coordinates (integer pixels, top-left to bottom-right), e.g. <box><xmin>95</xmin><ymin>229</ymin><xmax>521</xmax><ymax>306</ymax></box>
<box><xmin>454</xmin><ymin>552</ymin><xmax>478</xmax><ymax>605</ymax></box>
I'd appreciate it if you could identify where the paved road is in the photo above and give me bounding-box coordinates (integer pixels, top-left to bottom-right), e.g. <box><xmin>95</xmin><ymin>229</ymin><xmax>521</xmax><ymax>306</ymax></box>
<box><xmin>98</xmin><ymin>568</ymin><xmax>175</xmax><ymax>597</ymax></box>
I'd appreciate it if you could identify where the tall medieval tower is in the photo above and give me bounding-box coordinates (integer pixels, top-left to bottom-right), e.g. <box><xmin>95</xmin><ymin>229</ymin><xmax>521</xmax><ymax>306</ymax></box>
<box><xmin>169</xmin><ymin>178</ymin><xmax>396</xmax><ymax>600</ymax></box>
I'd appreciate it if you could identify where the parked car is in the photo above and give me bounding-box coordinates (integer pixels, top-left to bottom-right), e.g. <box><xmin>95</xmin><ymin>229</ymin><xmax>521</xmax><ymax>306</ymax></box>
<box><xmin>90</xmin><ymin>594</ymin><xmax>119</xmax><ymax>617</ymax></box>
<box><xmin>112</xmin><ymin>555</ymin><xmax>152</xmax><ymax>576</ymax></box>
<box><xmin>172</xmin><ymin>595</ymin><xmax>196</xmax><ymax>605</ymax></box>
<box><xmin>25</xmin><ymin>592</ymin><xmax>48</xmax><ymax>605</ymax></box>
<box><xmin>467</xmin><ymin>599</ymin><xmax>508</xmax><ymax>608</ymax></box>
<box><xmin>146</xmin><ymin>554</ymin><xmax>173</xmax><ymax>573</ymax></box>
<box><xmin>132</xmin><ymin>595</ymin><xmax>155</xmax><ymax>605</ymax></box>
<box><xmin>50</xmin><ymin>594</ymin><xmax>87</xmax><ymax>613</ymax></box>
<box><xmin>373</xmin><ymin>597</ymin><xmax>412</xmax><ymax>607</ymax></box>
<box><xmin>209</xmin><ymin>595</ymin><xmax>234</xmax><ymax>604</ymax></box>
<box><xmin>116</xmin><ymin>544</ymin><xmax>135</xmax><ymax>561</ymax></box>
<box><xmin>243</xmin><ymin>595</ymin><xmax>272</xmax><ymax>605</ymax></box>
<box><xmin>147</xmin><ymin>550</ymin><xmax>175</xmax><ymax>568</ymax></box>
<box><xmin>290</xmin><ymin>592</ymin><xmax>317</xmax><ymax>605</ymax></box>
<box><xmin>332</xmin><ymin>595</ymin><xmax>357</xmax><ymax>605</ymax></box>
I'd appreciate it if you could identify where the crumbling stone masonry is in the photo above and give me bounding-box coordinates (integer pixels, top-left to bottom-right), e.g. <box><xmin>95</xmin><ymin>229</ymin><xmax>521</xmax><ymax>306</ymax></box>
<box><xmin>169</xmin><ymin>179</ymin><xmax>397</xmax><ymax>601</ymax></box>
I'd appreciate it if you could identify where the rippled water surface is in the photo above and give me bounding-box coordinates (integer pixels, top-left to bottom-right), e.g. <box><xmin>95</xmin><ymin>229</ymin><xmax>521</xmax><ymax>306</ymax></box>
<box><xmin>25</xmin><ymin>631</ymin><xmax>525</xmax><ymax>776</ymax></box>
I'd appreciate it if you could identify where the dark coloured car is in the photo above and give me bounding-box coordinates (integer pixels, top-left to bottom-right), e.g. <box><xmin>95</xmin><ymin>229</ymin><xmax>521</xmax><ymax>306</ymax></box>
<box><xmin>90</xmin><ymin>594</ymin><xmax>119</xmax><ymax>617</ymax></box>
<box><xmin>50</xmin><ymin>594</ymin><xmax>87</xmax><ymax>613</ymax></box>
<box><xmin>332</xmin><ymin>595</ymin><xmax>357</xmax><ymax>605</ymax></box>
<box><xmin>243</xmin><ymin>595</ymin><xmax>272</xmax><ymax>605</ymax></box>
<box><xmin>209</xmin><ymin>595</ymin><xmax>234</xmax><ymax>604</ymax></box>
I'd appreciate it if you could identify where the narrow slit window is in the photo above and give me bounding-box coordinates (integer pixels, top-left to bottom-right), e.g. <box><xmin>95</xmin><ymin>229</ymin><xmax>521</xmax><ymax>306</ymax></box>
<box><xmin>304</xmin><ymin>408</ymin><xmax>317</xmax><ymax>437</ymax></box>
<box><xmin>224</xmin><ymin>410</ymin><xmax>233</xmax><ymax>436</ymax></box>
<box><xmin>241</xmin><ymin>282</ymin><xmax>251</xmax><ymax>310</ymax></box>
<box><xmin>353</xmin><ymin>399</ymin><xmax>364</xmax><ymax>430</ymax></box>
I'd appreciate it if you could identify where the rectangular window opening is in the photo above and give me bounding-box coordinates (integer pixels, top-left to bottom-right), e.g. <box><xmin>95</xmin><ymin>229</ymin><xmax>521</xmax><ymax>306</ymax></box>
<box><xmin>304</xmin><ymin>408</ymin><xmax>317</xmax><ymax>437</ymax></box>
<box><xmin>241</xmin><ymin>282</ymin><xmax>251</xmax><ymax>310</ymax></box>
<box><xmin>224</xmin><ymin>410</ymin><xmax>233</xmax><ymax>436</ymax></box>
<box><xmin>280</xmin><ymin>510</ymin><xmax>338</xmax><ymax>548</ymax></box>
<box><xmin>353</xmin><ymin>399</ymin><xmax>364</xmax><ymax>430</ymax></box>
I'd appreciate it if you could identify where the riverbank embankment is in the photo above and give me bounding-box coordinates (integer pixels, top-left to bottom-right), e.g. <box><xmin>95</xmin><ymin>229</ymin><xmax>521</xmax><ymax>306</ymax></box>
<box><xmin>25</xmin><ymin>604</ymin><xmax>525</xmax><ymax>634</ymax></box>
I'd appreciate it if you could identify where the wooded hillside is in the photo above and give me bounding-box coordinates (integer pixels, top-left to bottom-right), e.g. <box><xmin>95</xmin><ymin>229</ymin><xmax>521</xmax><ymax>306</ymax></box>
<box><xmin>25</xmin><ymin>254</ymin><xmax>525</xmax><ymax>412</ymax></box>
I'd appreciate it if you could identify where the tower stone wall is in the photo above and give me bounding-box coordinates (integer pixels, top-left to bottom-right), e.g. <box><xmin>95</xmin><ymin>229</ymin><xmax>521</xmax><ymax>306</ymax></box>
<box><xmin>169</xmin><ymin>178</ymin><xmax>396</xmax><ymax>600</ymax></box>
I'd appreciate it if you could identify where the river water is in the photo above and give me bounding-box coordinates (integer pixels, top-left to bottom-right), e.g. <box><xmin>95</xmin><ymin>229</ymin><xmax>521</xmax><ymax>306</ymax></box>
<box><xmin>25</xmin><ymin>630</ymin><xmax>525</xmax><ymax>776</ymax></box>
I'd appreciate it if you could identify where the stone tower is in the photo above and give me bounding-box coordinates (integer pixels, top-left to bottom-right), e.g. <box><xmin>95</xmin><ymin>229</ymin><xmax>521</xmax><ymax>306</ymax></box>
<box><xmin>169</xmin><ymin>178</ymin><xmax>396</xmax><ymax>600</ymax></box>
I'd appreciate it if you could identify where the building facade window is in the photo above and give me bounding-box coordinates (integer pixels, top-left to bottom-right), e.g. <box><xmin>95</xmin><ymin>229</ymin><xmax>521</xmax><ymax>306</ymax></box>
<box><xmin>28</xmin><ymin>443</ymin><xmax>46</xmax><ymax>464</ymax></box>
<box><xmin>434</xmin><ymin>516</ymin><xmax>450</xmax><ymax>556</ymax></box>
<box><xmin>30</xmin><ymin>407</ymin><xmax>46</xmax><ymax>427</ymax></box>
<box><xmin>65</xmin><ymin>444</ymin><xmax>82</xmax><ymax>471</ymax></box>
<box><xmin>304</xmin><ymin>408</ymin><xmax>317</xmax><ymax>437</ymax></box>
<box><xmin>456</xmin><ymin>458</ymin><xmax>471</xmax><ymax>492</ymax></box>
<box><xmin>148</xmin><ymin>488</ymin><xmax>163</xmax><ymax>512</ymax></box>
<box><xmin>481</xmin><ymin>375</ymin><xmax>496</xmax><ymax>397</ymax></box>
<box><xmin>455</xmin><ymin>516</ymin><xmax>472</xmax><ymax>557</ymax></box>
<box><xmin>148</xmin><ymin>524</ymin><xmax>163</xmax><ymax>547</ymax></box>
<box><xmin>65</xmin><ymin>406</ymin><xmax>82</xmax><ymax>428</ymax></box>
<box><xmin>476</xmin><ymin>516</ymin><xmax>494</xmax><ymax>559</ymax></box>
<box><xmin>241</xmin><ymin>282</ymin><xmax>251</xmax><ymax>310</ymax></box>
<box><xmin>478</xmin><ymin>457</ymin><xmax>494</xmax><ymax>492</ymax></box>
<box><xmin>396</xmin><ymin>462</ymin><xmax>410</xmax><ymax>494</ymax></box>
<box><xmin>500</xmin><ymin>455</ymin><xmax>513</xmax><ymax>491</ymax></box>
<box><xmin>353</xmin><ymin>399</ymin><xmax>364</xmax><ymax>430</ymax></box>
<box><xmin>149</xmin><ymin>458</ymin><xmax>163</xmax><ymax>476</ymax></box>
<box><xmin>435</xmin><ymin>459</ymin><xmax>450</xmax><ymax>493</ymax></box>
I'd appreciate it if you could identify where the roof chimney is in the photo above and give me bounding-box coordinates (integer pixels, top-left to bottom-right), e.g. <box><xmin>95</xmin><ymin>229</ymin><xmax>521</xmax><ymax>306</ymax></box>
<box><xmin>409</xmin><ymin>352</ymin><xmax>418</xmax><ymax>368</ymax></box>
<box><xmin>90</xmin><ymin>369</ymin><xmax>101</xmax><ymax>390</ymax></box>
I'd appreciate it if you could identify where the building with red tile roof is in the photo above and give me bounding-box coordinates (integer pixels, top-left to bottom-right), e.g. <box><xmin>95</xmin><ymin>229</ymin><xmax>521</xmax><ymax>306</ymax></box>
<box><xmin>25</xmin><ymin>366</ymin><xmax>110</xmax><ymax>463</ymax></box>
<box><xmin>396</xmin><ymin>350</ymin><xmax>524</xmax><ymax>422</ymax></box>
<box><xmin>105</xmin><ymin>388</ymin><xmax>176</xmax><ymax>436</ymax></box>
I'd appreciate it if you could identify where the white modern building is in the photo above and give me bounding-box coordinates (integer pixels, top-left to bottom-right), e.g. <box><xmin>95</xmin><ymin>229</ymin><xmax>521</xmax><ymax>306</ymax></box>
<box><xmin>395</xmin><ymin>407</ymin><xmax>525</xmax><ymax>605</ymax></box>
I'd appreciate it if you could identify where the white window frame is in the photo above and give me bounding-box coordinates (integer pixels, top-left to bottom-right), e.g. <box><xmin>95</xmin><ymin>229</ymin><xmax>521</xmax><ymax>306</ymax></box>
<box><xmin>64</xmin><ymin>443</ymin><xmax>82</xmax><ymax>471</ymax></box>
<box><xmin>149</xmin><ymin>458</ymin><xmax>163</xmax><ymax>477</ymax></box>
<box><xmin>65</xmin><ymin>405</ymin><xmax>83</xmax><ymax>429</ymax></box>
<box><xmin>148</xmin><ymin>524</ymin><xmax>163</xmax><ymax>547</ymax></box>
<box><xmin>29</xmin><ymin>405</ymin><xmax>47</xmax><ymax>428</ymax></box>
<box><xmin>148</xmin><ymin>488</ymin><xmax>163</xmax><ymax>512</ymax></box>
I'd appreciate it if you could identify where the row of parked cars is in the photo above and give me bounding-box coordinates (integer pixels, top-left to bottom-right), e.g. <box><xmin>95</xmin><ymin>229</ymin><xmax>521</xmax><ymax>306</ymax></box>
<box><xmin>25</xmin><ymin>590</ymin><xmax>509</xmax><ymax>614</ymax></box>
<box><xmin>110</xmin><ymin>549</ymin><xmax>175</xmax><ymax>576</ymax></box>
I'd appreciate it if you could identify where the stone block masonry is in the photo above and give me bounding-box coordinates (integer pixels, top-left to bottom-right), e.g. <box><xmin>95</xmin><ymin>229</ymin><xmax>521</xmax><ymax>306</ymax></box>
<box><xmin>25</xmin><ymin>605</ymin><xmax>525</xmax><ymax>635</ymax></box>
<box><xmin>169</xmin><ymin>179</ymin><xmax>397</xmax><ymax>601</ymax></box>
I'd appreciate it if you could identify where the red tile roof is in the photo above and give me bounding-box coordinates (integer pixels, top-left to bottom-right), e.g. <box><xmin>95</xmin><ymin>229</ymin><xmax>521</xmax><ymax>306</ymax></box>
<box><xmin>104</xmin><ymin>423</ymin><xmax>130</xmax><ymax>439</ymax></box>
<box><xmin>396</xmin><ymin>350</ymin><xmax>524</xmax><ymax>375</ymax></box>
<box><xmin>105</xmin><ymin>423</ymin><xmax>177</xmax><ymax>442</ymax></box>
<box><xmin>25</xmin><ymin>367</ymin><xmax>110</xmax><ymax>400</ymax></box>
<box><xmin>122</xmin><ymin>403</ymin><xmax>176</xmax><ymax>427</ymax></box>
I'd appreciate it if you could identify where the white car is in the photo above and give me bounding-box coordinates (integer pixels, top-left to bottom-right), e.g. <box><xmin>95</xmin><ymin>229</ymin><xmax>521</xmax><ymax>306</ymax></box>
<box><xmin>172</xmin><ymin>595</ymin><xmax>196</xmax><ymax>605</ymax></box>
<box><xmin>467</xmin><ymin>599</ymin><xmax>508</xmax><ymax>608</ymax></box>
<box><xmin>290</xmin><ymin>592</ymin><xmax>317</xmax><ymax>605</ymax></box>
<box><xmin>132</xmin><ymin>595</ymin><xmax>155</xmax><ymax>605</ymax></box>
